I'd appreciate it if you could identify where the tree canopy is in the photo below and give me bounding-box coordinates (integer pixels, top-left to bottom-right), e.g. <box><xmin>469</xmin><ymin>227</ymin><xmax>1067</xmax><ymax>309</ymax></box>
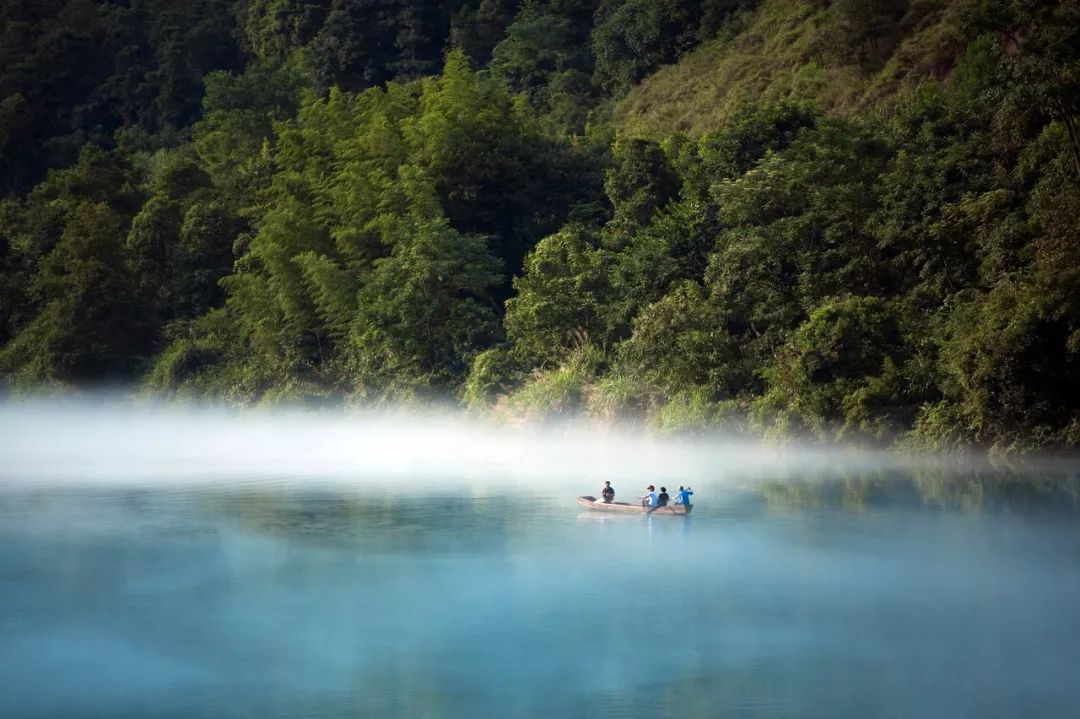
<box><xmin>2</xmin><ymin>0</ymin><xmax>1080</xmax><ymax>452</ymax></box>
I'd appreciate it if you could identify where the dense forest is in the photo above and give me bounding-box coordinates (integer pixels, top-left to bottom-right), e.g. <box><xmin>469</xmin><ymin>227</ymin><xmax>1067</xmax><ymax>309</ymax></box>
<box><xmin>1</xmin><ymin>0</ymin><xmax>1078</xmax><ymax>452</ymax></box>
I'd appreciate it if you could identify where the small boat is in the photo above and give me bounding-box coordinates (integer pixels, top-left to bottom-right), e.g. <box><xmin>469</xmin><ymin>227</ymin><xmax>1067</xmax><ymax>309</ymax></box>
<box><xmin>577</xmin><ymin>496</ymin><xmax>691</xmax><ymax>515</ymax></box>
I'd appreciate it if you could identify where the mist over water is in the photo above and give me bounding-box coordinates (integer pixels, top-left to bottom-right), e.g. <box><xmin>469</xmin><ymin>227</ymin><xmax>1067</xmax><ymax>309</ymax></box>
<box><xmin>2</xmin><ymin>398</ymin><xmax>1080</xmax><ymax>718</ymax></box>
<box><xmin>0</xmin><ymin>398</ymin><xmax>1003</xmax><ymax>490</ymax></box>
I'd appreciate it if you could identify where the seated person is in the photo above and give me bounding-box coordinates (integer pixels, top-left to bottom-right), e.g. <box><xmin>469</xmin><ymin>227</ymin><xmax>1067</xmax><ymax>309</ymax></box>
<box><xmin>657</xmin><ymin>487</ymin><xmax>670</xmax><ymax>507</ymax></box>
<box><xmin>640</xmin><ymin>485</ymin><xmax>658</xmax><ymax>508</ymax></box>
<box><xmin>601</xmin><ymin>481</ymin><xmax>615</xmax><ymax>503</ymax></box>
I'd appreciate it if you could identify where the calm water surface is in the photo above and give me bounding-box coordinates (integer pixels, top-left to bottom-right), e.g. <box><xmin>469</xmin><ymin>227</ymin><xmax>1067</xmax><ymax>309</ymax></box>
<box><xmin>2</xmin><ymin>472</ymin><xmax>1080</xmax><ymax>718</ymax></box>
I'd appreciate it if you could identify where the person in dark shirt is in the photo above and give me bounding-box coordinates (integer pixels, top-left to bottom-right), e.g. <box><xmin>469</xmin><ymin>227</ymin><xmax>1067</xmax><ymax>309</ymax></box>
<box><xmin>601</xmin><ymin>481</ymin><xmax>615</xmax><ymax>503</ymax></box>
<box><xmin>657</xmin><ymin>487</ymin><xmax>670</xmax><ymax>507</ymax></box>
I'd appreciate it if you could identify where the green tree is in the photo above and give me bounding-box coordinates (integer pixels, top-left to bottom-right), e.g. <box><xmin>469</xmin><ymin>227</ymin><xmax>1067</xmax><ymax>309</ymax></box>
<box><xmin>0</xmin><ymin>0</ymin><xmax>245</xmax><ymax>193</ymax></box>
<box><xmin>174</xmin><ymin>200</ymin><xmax>239</xmax><ymax>318</ymax></box>
<box><xmin>615</xmin><ymin>280</ymin><xmax>740</xmax><ymax>398</ymax></box>
<box><xmin>488</xmin><ymin>0</ymin><xmax>597</xmax><ymax>131</ymax></box>
<box><xmin>407</xmin><ymin>50</ymin><xmax>602</xmax><ymax>290</ymax></box>
<box><xmin>193</xmin><ymin>61</ymin><xmax>304</xmax><ymax>208</ymax></box>
<box><xmin>601</xmin><ymin>136</ymin><xmax>680</xmax><ymax>249</ymax></box>
<box><xmin>241</xmin><ymin>0</ymin><xmax>327</xmax><ymax>61</ymax></box>
<box><xmin>125</xmin><ymin>147</ymin><xmax>238</xmax><ymax>327</ymax></box>
<box><xmin>504</xmin><ymin>227</ymin><xmax>612</xmax><ymax>367</ymax></box>
<box><xmin>671</xmin><ymin>103</ymin><xmax>817</xmax><ymax>200</ymax></box>
<box><xmin>303</xmin><ymin>0</ymin><xmax>463</xmax><ymax>92</ymax></box>
<box><xmin>706</xmin><ymin>119</ymin><xmax>892</xmax><ymax>361</ymax></box>
<box><xmin>348</xmin><ymin>217</ymin><xmax>502</xmax><ymax>397</ymax></box>
<box><xmin>754</xmin><ymin>296</ymin><xmax>908</xmax><ymax>441</ymax></box>
<box><xmin>0</xmin><ymin>203</ymin><xmax>153</xmax><ymax>385</ymax></box>
<box><xmin>956</xmin><ymin>0</ymin><xmax>1080</xmax><ymax>175</ymax></box>
<box><xmin>450</xmin><ymin>0</ymin><xmax>518</xmax><ymax>66</ymax></box>
<box><xmin>918</xmin><ymin>142</ymin><xmax>1080</xmax><ymax>450</ymax></box>
<box><xmin>591</xmin><ymin>0</ymin><xmax>747</xmax><ymax>95</ymax></box>
<box><xmin>873</xmin><ymin>96</ymin><xmax>993</xmax><ymax>314</ymax></box>
<box><xmin>606</xmin><ymin>197</ymin><xmax>718</xmax><ymax>336</ymax></box>
<box><xmin>0</xmin><ymin>144</ymin><xmax>144</xmax><ymax>355</ymax></box>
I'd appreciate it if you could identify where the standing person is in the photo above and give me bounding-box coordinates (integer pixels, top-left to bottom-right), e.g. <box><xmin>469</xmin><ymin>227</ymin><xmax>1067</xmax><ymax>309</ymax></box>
<box><xmin>640</xmin><ymin>485</ymin><xmax>658</xmax><ymax>509</ymax></box>
<box><xmin>601</xmin><ymin>481</ymin><xmax>615</xmax><ymax>503</ymax></box>
<box><xmin>657</xmin><ymin>487</ymin><xmax>670</xmax><ymax>507</ymax></box>
<box><xmin>678</xmin><ymin>486</ymin><xmax>694</xmax><ymax>509</ymax></box>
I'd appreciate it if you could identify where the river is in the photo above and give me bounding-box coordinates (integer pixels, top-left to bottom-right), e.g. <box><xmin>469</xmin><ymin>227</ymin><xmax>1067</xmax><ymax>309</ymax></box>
<box><xmin>1</xmin><ymin>405</ymin><xmax>1079</xmax><ymax>717</ymax></box>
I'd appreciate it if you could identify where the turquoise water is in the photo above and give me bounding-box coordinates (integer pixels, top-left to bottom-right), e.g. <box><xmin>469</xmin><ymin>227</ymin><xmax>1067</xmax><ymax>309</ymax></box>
<box><xmin>2</xmin><ymin>473</ymin><xmax>1080</xmax><ymax>718</ymax></box>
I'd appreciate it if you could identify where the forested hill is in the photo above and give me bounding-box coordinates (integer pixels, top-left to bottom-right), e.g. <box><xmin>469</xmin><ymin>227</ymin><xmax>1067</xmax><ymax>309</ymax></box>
<box><xmin>1</xmin><ymin>1</ymin><xmax>1078</xmax><ymax>452</ymax></box>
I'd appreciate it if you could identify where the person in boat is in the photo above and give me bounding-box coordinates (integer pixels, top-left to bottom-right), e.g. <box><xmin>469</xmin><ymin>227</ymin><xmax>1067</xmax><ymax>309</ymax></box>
<box><xmin>640</xmin><ymin>485</ymin><xmax>658</xmax><ymax>509</ymax></box>
<box><xmin>601</xmin><ymin>481</ymin><xmax>615</xmax><ymax>503</ymax></box>
<box><xmin>676</xmin><ymin>486</ymin><xmax>694</xmax><ymax>508</ymax></box>
<box><xmin>657</xmin><ymin>487</ymin><xmax>670</xmax><ymax>507</ymax></box>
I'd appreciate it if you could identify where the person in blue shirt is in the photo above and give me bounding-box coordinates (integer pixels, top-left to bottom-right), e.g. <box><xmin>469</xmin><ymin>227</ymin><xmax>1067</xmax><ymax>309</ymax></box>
<box><xmin>675</xmin><ymin>486</ymin><xmax>694</xmax><ymax>509</ymax></box>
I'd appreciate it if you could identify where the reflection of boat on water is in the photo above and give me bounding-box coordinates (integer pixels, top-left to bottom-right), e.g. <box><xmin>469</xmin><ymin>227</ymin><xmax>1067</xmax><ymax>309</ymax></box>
<box><xmin>576</xmin><ymin>496</ymin><xmax>691</xmax><ymax>515</ymax></box>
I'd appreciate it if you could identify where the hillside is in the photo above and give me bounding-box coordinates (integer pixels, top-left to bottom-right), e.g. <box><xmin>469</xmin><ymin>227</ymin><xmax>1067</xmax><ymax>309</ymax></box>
<box><xmin>1</xmin><ymin>0</ymin><xmax>1079</xmax><ymax>453</ymax></box>
<box><xmin>615</xmin><ymin>0</ymin><xmax>968</xmax><ymax>138</ymax></box>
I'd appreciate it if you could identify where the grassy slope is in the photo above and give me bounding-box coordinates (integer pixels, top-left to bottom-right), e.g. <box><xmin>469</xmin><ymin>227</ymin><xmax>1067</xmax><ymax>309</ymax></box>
<box><xmin>614</xmin><ymin>0</ymin><xmax>965</xmax><ymax>139</ymax></box>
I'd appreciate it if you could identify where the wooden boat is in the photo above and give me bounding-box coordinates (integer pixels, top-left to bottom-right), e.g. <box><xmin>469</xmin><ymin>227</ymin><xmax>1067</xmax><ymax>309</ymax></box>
<box><xmin>577</xmin><ymin>496</ymin><xmax>691</xmax><ymax>515</ymax></box>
